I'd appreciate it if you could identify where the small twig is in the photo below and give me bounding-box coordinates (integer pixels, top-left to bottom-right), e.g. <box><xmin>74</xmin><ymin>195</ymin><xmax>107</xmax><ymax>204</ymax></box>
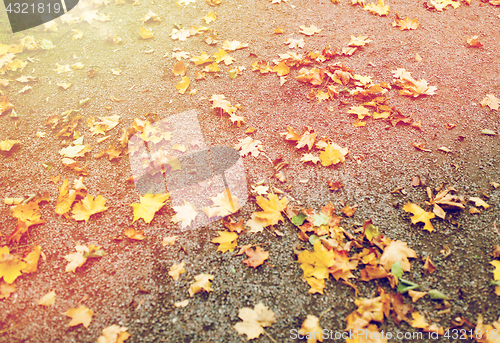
<box><xmin>493</xmin><ymin>221</ymin><xmax>500</xmax><ymax>240</ymax></box>
<box><xmin>263</xmin><ymin>329</ymin><xmax>278</xmax><ymax>343</ymax></box>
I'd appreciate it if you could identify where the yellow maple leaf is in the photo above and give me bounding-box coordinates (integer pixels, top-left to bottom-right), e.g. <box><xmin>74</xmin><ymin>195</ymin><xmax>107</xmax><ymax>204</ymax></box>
<box><xmin>169</xmin><ymin>262</ymin><xmax>186</xmax><ymax>280</ymax></box>
<box><xmin>273</xmin><ymin>61</ymin><xmax>290</xmax><ymax>76</ymax></box>
<box><xmin>348</xmin><ymin>105</ymin><xmax>371</xmax><ymax>119</ymax></box>
<box><xmin>298</xmin><ymin>242</ymin><xmax>335</xmax><ymax>281</ymax></box>
<box><xmin>403</xmin><ymin>202</ymin><xmax>435</xmax><ymax>232</ymax></box>
<box><xmin>175</xmin><ymin>76</ymin><xmax>190</xmax><ymax>94</ymax></box>
<box><xmin>0</xmin><ymin>139</ymin><xmax>20</xmax><ymax>151</ymax></box>
<box><xmin>64</xmin><ymin>245</ymin><xmax>89</xmax><ymax>273</ymax></box>
<box><xmin>130</xmin><ymin>193</ymin><xmax>169</xmax><ymax>224</ymax></box>
<box><xmin>211</xmin><ymin>231</ymin><xmax>238</xmax><ymax>253</ymax></box>
<box><xmin>38</xmin><ymin>290</ymin><xmax>56</xmax><ymax>306</ymax></box>
<box><xmin>253</xmin><ymin>194</ymin><xmax>288</xmax><ymax>226</ymax></box>
<box><xmin>213</xmin><ymin>49</ymin><xmax>235</xmax><ymax>65</ymax></box>
<box><xmin>363</xmin><ymin>0</ymin><xmax>389</xmax><ymax>15</ymax></box>
<box><xmin>393</xmin><ymin>17</ymin><xmax>419</xmax><ymax>30</ymax></box>
<box><xmin>97</xmin><ymin>325</ymin><xmax>131</xmax><ymax>343</ymax></box>
<box><xmin>348</xmin><ymin>35</ymin><xmax>372</xmax><ymax>47</ymax></box>
<box><xmin>203</xmin><ymin>11</ymin><xmax>217</xmax><ymax>23</ymax></box>
<box><xmin>299</xmin><ymin>315</ymin><xmax>323</xmax><ymax>343</ymax></box>
<box><xmin>0</xmin><ymin>246</ymin><xmax>27</xmax><ymax>284</ymax></box>
<box><xmin>9</xmin><ymin>201</ymin><xmax>45</xmax><ymax>242</ymax></box>
<box><xmin>380</xmin><ymin>240</ymin><xmax>416</xmax><ymax>272</ymax></box>
<box><xmin>234</xmin><ymin>302</ymin><xmax>276</xmax><ymax>340</ymax></box>
<box><xmin>55</xmin><ymin>177</ymin><xmax>77</xmax><ymax>215</ymax></box>
<box><xmin>189</xmin><ymin>273</ymin><xmax>214</xmax><ymax>296</ymax></box>
<box><xmin>306</xmin><ymin>277</ymin><xmax>325</xmax><ymax>294</ymax></box>
<box><xmin>139</xmin><ymin>27</ymin><xmax>154</xmax><ymax>39</ymax></box>
<box><xmin>21</xmin><ymin>245</ymin><xmax>41</xmax><ymax>274</ymax></box>
<box><xmin>203</xmin><ymin>62</ymin><xmax>219</xmax><ymax>73</ymax></box>
<box><xmin>491</xmin><ymin>260</ymin><xmax>500</xmax><ymax>280</ymax></box>
<box><xmin>320</xmin><ymin>144</ymin><xmax>345</xmax><ymax>167</ymax></box>
<box><xmin>0</xmin><ymin>96</ymin><xmax>14</xmax><ymax>114</ymax></box>
<box><xmin>171</xmin><ymin>200</ymin><xmax>198</xmax><ymax>228</ymax></box>
<box><xmin>191</xmin><ymin>51</ymin><xmax>213</xmax><ymax>65</ymax></box>
<box><xmin>64</xmin><ymin>305</ymin><xmax>94</xmax><ymax>328</ymax></box>
<box><xmin>124</xmin><ymin>228</ymin><xmax>145</xmax><ymax>240</ymax></box>
<box><xmin>299</xmin><ymin>25</ymin><xmax>322</xmax><ymax>36</ymax></box>
<box><xmin>222</xmin><ymin>40</ymin><xmax>248</xmax><ymax>51</ymax></box>
<box><xmin>410</xmin><ymin>312</ymin><xmax>429</xmax><ymax>329</ymax></box>
<box><xmin>72</xmin><ymin>194</ymin><xmax>108</xmax><ymax>222</ymax></box>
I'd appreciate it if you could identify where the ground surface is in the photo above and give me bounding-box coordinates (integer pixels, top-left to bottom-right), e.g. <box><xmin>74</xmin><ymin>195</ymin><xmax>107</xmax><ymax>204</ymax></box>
<box><xmin>0</xmin><ymin>0</ymin><xmax>500</xmax><ymax>342</ymax></box>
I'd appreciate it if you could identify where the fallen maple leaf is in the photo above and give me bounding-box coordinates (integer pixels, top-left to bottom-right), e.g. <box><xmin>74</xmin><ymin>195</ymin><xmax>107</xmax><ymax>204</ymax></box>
<box><xmin>299</xmin><ymin>315</ymin><xmax>323</xmax><ymax>343</ymax></box>
<box><xmin>0</xmin><ymin>139</ymin><xmax>20</xmax><ymax>151</ymax></box>
<box><xmin>189</xmin><ymin>273</ymin><xmax>214</xmax><ymax>296</ymax></box>
<box><xmin>97</xmin><ymin>325</ymin><xmax>131</xmax><ymax>343</ymax></box>
<box><xmin>392</xmin><ymin>17</ymin><xmax>419</xmax><ymax>30</ymax></box>
<box><xmin>242</xmin><ymin>246</ymin><xmax>269</xmax><ymax>268</ymax></box>
<box><xmin>175</xmin><ymin>76</ymin><xmax>190</xmax><ymax>94</ymax></box>
<box><xmin>234</xmin><ymin>302</ymin><xmax>276</xmax><ymax>340</ymax></box>
<box><xmin>211</xmin><ymin>231</ymin><xmax>238</xmax><ymax>253</ymax></box>
<box><xmin>254</xmin><ymin>194</ymin><xmax>288</xmax><ymax>226</ymax></box>
<box><xmin>130</xmin><ymin>194</ymin><xmax>169</xmax><ymax>224</ymax></box>
<box><xmin>0</xmin><ymin>96</ymin><xmax>14</xmax><ymax>115</ymax></box>
<box><xmin>285</xmin><ymin>38</ymin><xmax>305</xmax><ymax>49</ymax></box>
<box><xmin>171</xmin><ymin>200</ymin><xmax>198</xmax><ymax>229</ymax></box>
<box><xmin>403</xmin><ymin>202</ymin><xmax>436</xmax><ymax>232</ymax></box>
<box><xmin>64</xmin><ymin>244</ymin><xmax>105</xmax><ymax>273</ymax></box>
<box><xmin>203</xmin><ymin>10</ymin><xmax>217</xmax><ymax>23</ymax></box>
<box><xmin>169</xmin><ymin>262</ymin><xmax>186</xmax><ymax>280</ymax></box>
<box><xmin>0</xmin><ymin>246</ymin><xmax>27</xmax><ymax>284</ymax></box>
<box><xmin>139</xmin><ymin>27</ymin><xmax>154</xmax><ymax>39</ymax></box>
<box><xmin>380</xmin><ymin>240</ymin><xmax>416</xmax><ymax>272</ymax></box>
<box><xmin>64</xmin><ymin>305</ymin><xmax>94</xmax><ymax>328</ymax></box>
<box><xmin>467</xmin><ymin>35</ymin><xmax>483</xmax><ymax>47</ymax></box>
<box><xmin>72</xmin><ymin>194</ymin><xmax>108</xmax><ymax>222</ymax></box>
<box><xmin>320</xmin><ymin>144</ymin><xmax>345</xmax><ymax>166</ymax></box>
<box><xmin>364</xmin><ymin>0</ymin><xmax>389</xmax><ymax>15</ymax></box>
<box><xmin>21</xmin><ymin>245</ymin><xmax>41</xmax><ymax>274</ymax></box>
<box><xmin>222</xmin><ymin>40</ymin><xmax>248</xmax><ymax>51</ymax></box>
<box><xmin>481</xmin><ymin>94</ymin><xmax>499</xmax><ymax>111</ymax></box>
<box><xmin>124</xmin><ymin>228</ymin><xmax>145</xmax><ymax>240</ymax></box>
<box><xmin>38</xmin><ymin>290</ymin><xmax>56</xmax><ymax>306</ymax></box>
<box><xmin>299</xmin><ymin>25</ymin><xmax>322</xmax><ymax>36</ymax></box>
<box><xmin>235</xmin><ymin>137</ymin><xmax>263</xmax><ymax>157</ymax></box>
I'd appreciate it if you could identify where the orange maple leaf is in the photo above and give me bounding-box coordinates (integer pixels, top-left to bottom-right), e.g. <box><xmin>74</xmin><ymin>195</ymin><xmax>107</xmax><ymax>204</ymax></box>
<box><xmin>242</xmin><ymin>246</ymin><xmax>269</xmax><ymax>268</ymax></box>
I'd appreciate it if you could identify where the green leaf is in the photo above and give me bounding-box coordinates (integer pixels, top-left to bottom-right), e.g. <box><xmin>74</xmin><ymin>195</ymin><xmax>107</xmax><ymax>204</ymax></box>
<box><xmin>174</xmin><ymin>23</ymin><xmax>182</xmax><ymax>29</ymax></box>
<box><xmin>312</xmin><ymin>213</ymin><xmax>329</xmax><ymax>226</ymax></box>
<box><xmin>427</xmin><ymin>289</ymin><xmax>449</xmax><ymax>300</ymax></box>
<box><xmin>391</xmin><ymin>261</ymin><xmax>404</xmax><ymax>279</ymax></box>
<box><xmin>397</xmin><ymin>278</ymin><xmax>420</xmax><ymax>293</ymax></box>
<box><xmin>291</xmin><ymin>212</ymin><xmax>307</xmax><ymax>226</ymax></box>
